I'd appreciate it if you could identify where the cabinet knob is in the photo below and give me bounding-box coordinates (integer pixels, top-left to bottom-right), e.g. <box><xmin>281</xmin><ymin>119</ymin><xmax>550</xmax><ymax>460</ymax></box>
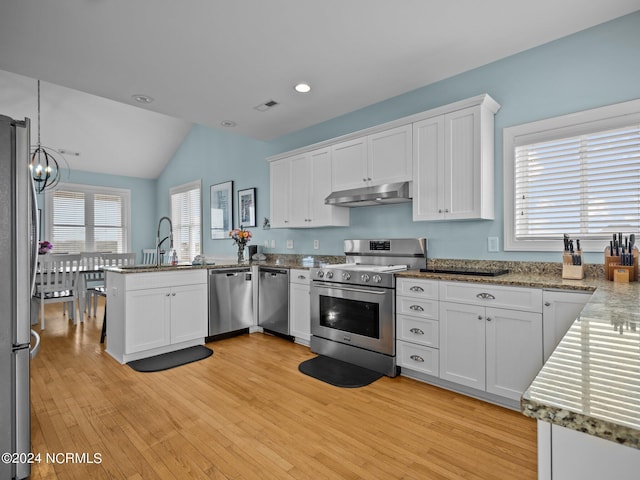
<box><xmin>445</xmin><ymin>209</ymin><xmax>449</xmax><ymax>213</ymax></box>
<box><xmin>410</xmin><ymin>355</ymin><xmax>424</xmax><ymax>363</ymax></box>
<box><xmin>284</xmin><ymin>219</ymin><xmax>288</xmax><ymax>223</ymax></box>
<box><xmin>363</xmin><ymin>178</ymin><xmax>367</xmax><ymax>182</ymax></box>
<box><xmin>166</xmin><ymin>293</ymin><xmax>171</xmax><ymax>297</ymax></box>
<box><xmin>409</xmin><ymin>305</ymin><xmax>424</xmax><ymax>312</ymax></box>
<box><xmin>478</xmin><ymin>315</ymin><xmax>483</xmax><ymax>320</ymax></box>
<box><xmin>409</xmin><ymin>286</ymin><xmax>424</xmax><ymax>292</ymax></box>
<box><xmin>172</xmin><ymin>292</ymin><xmax>176</xmax><ymax>296</ymax></box>
<box><xmin>476</xmin><ymin>292</ymin><xmax>495</xmax><ymax>300</ymax></box>
<box><xmin>486</xmin><ymin>317</ymin><xmax>492</xmax><ymax>322</ymax></box>
<box><xmin>298</xmin><ymin>275</ymin><xmax>306</xmax><ymax>280</ymax></box>
<box><xmin>367</xmin><ymin>177</ymin><xmax>372</xmax><ymax>181</ymax></box>
<box><xmin>409</xmin><ymin>328</ymin><xmax>424</xmax><ymax>335</ymax></box>
<box><xmin>544</xmin><ymin>302</ymin><xmax>551</xmax><ymax>307</ymax></box>
<box><xmin>438</xmin><ymin>209</ymin><xmax>443</xmax><ymax>213</ymax></box>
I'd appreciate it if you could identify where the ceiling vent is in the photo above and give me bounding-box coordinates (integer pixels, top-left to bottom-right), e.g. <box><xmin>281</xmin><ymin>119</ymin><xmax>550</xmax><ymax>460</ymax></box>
<box><xmin>254</xmin><ymin>99</ymin><xmax>279</xmax><ymax>112</ymax></box>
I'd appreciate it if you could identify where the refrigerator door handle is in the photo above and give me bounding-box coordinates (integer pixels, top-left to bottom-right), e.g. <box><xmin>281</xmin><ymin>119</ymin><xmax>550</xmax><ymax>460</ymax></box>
<box><xmin>30</xmin><ymin>168</ymin><xmax>39</xmax><ymax>297</ymax></box>
<box><xmin>30</xmin><ymin>329</ymin><xmax>40</xmax><ymax>359</ymax></box>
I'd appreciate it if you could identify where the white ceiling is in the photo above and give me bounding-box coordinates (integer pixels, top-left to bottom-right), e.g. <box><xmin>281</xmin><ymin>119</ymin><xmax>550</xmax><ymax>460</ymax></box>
<box><xmin>0</xmin><ymin>1</ymin><xmax>638</xmax><ymax>178</ymax></box>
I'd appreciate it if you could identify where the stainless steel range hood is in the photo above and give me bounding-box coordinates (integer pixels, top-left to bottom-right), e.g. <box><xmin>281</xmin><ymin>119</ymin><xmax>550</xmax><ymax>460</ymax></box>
<box><xmin>324</xmin><ymin>182</ymin><xmax>411</xmax><ymax>207</ymax></box>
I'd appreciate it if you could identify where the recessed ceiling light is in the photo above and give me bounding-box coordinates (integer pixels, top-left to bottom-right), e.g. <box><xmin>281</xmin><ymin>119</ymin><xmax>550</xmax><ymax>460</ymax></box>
<box><xmin>294</xmin><ymin>83</ymin><xmax>311</xmax><ymax>93</ymax></box>
<box><xmin>220</xmin><ymin>120</ymin><xmax>237</xmax><ymax>128</ymax></box>
<box><xmin>132</xmin><ymin>94</ymin><xmax>154</xmax><ymax>104</ymax></box>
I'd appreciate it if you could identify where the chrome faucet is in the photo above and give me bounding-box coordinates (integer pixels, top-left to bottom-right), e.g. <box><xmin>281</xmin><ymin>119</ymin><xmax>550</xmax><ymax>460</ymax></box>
<box><xmin>156</xmin><ymin>216</ymin><xmax>174</xmax><ymax>267</ymax></box>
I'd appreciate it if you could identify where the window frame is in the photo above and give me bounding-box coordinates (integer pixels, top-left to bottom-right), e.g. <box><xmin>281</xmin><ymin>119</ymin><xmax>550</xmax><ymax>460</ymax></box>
<box><xmin>44</xmin><ymin>182</ymin><xmax>131</xmax><ymax>253</ymax></box>
<box><xmin>170</xmin><ymin>179</ymin><xmax>202</xmax><ymax>263</ymax></box>
<box><xmin>503</xmin><ymin>98</ymin><xmax>640</xmax><ymax>252</ymax></box>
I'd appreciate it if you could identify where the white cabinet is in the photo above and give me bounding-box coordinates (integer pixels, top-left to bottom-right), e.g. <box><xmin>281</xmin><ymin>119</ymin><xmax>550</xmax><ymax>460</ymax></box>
<box><xmin>396</xmin><ymin>278</ymin><xmax>440</xmax><ymax>376</ymax></box>
<box><xmin>413</xmin><ymin>97</ymin><xmax>499</xmax><ymax>221</ymax></box>
<box><xmin>439</xmin><ymin>282</ymin><xmax>543</xmax><ymax>401</ymax></box>
<box><xmin>269</xmin><ymin>158</ymin><xmax>291</xmax><ymax>228</ymax></box>
<box><xmin>542</xmin><ymin>289</ymin><xmax>592</xmax><ymax>362</ymax></box>
<box><xmin>289</xmin><ymin>269</ymin><xmax>311</xmax><ymax>345</ymax></box>
<box><xmin>270</xmin><ymin>149</ymin><xmax>349</xmax><ymax>228</ymax></box>
<box><xmin>106</xmin><ymin>270</ymin><xmax>208</xmax><ymax>364</ymax></box>
<box><xmin>331</xmin><ymin>124</ymin><xmax>412</xmax><ymax>191</ymax></box>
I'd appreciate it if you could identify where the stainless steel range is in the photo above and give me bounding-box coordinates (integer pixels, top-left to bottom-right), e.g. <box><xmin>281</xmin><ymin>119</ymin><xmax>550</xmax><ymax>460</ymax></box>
<box><xmin>310</xmin><ymin>238</ymin><xmax>427</xmax><ymax>377</ymax></box>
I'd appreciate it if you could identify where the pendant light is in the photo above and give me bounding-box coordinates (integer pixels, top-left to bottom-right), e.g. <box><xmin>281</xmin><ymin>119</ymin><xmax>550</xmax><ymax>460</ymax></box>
<box><xmin>30</xmin><ymin>80</ymin><xmax>67</xmax><ymax>193</ymax></box>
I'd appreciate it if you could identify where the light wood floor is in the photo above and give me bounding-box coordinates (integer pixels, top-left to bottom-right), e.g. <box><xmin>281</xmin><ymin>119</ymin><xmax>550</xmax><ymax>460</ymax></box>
<box><xmin>30</xmin><ymin>302</ymin><xmax>537</xmax><ymax>479</ymax></box>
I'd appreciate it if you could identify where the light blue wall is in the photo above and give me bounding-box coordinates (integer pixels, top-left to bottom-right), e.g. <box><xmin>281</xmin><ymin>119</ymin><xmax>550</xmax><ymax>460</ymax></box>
<box><xmin>40</xmin><ymin>168</ymin><xmax>157</xmax><ymax>262</ymax></box>
<box><xmin>156</xmin><ymin>11</ymin><xmax>640</xmax><ymax>263</ymax></box>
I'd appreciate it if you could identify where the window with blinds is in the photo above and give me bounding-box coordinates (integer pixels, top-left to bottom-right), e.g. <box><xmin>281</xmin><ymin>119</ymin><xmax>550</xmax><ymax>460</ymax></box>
<box><xmin>45</xmin><ymin>184</ymin><xmax>131</xmax><ymax>253</ymax></box>
<box><xmin>515</xmin><ymin>125</ymin><xmax>640</xmax><ymax>239</ymax></box>
<box><xmin>170</xmin><ymin>180</ymin><xmax>201</xmax><ymax>262</ymax></box>
<box><xmin>504</xmin><ymin>99</ymin><xmax>640</xmax><ymax>252</ymax></box>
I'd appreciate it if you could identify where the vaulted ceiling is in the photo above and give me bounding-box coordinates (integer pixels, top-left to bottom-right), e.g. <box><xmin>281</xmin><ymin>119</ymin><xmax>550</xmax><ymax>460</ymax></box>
<box><xmin>1</xmin><ymin>1</ymin><xmax>638</xmax><ymax>178</ymax></box>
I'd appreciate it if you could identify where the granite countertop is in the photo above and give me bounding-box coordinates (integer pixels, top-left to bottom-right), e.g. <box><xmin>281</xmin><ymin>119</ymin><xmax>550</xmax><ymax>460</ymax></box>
<box><xmin>398</xmin><ymin>264</ymin><xmax>640</xmax><ymax>449</ymax></box>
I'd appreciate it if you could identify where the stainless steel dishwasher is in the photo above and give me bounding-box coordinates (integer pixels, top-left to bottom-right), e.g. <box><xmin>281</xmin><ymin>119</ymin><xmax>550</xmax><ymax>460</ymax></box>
<box><xmin>258</xmin><ymin>267</ymin><xmax>290</xmax><ymax>337</ymax></box>
<box><xmin>208</xmin><ymin>267</ymin><xmax>253</xmax><ymax>338</ymax></box>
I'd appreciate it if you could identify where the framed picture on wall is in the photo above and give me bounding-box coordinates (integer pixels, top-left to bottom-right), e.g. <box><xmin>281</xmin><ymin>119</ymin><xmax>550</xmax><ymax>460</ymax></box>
<box><xmin>238</xmin><ymin>187</ymin><xmax>256</xmax><ymax>227</ymax></box>
<box><xmin>210</xmin><ymin>181</ymin><xmax>233</xmax><ymax>239</ymax></box>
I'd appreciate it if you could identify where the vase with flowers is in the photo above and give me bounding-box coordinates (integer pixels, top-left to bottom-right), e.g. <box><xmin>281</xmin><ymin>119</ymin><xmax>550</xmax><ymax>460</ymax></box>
<box><xmin>229</xmin><ymin>226</ymin><xmax>252</xmax><ymax>263</ymax></box>
<box><xmin>38</xmin><ymin>240</ymin><xmax>53</xmax><ymax>255</ymax></box>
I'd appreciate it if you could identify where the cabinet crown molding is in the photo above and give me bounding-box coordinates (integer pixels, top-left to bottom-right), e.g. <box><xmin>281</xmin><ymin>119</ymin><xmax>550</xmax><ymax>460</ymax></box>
<box><xmin>267</xmin><ymin>94</ymin><xmax>500</xmax><ymax>163</ymax></box>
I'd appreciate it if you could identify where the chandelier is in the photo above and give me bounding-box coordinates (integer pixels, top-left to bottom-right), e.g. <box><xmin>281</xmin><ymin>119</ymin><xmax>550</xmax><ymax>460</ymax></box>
<box><xmin>30</xmin><ymin>80</ymin><xmax>68</xmax><ymax>193</ymax></box>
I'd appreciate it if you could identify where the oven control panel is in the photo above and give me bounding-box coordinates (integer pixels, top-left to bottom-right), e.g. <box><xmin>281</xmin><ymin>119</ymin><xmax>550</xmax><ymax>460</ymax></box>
<box><xmin>312</xmin><ymin>268</ymin><xmax>395</xmax><ymax>288</ymax></box>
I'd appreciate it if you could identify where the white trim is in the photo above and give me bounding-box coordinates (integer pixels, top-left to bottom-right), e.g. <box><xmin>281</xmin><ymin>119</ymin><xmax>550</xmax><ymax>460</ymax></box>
<box><xmin>169</xmin><ymin>179</ymin><xmax>202</xmax><ymax>262</ymax></box>
<box><xmin>266</xmin><ymin>94</ymin><xmax>500</xmax><ymax>162</ymax></box>
<box><xmin>44</xmin><ymin>182</ymin><xmax>132</xmax><ymax>252</ymax></box>
<box><xmin>504</xmin><ymin>98</ymin><xmax>640</xmax><ymax>252</ymax></box>
<box><xmin>170</xmin><ymin>178</ymin><xmax>201</xmax><ymax>196</ymax></box>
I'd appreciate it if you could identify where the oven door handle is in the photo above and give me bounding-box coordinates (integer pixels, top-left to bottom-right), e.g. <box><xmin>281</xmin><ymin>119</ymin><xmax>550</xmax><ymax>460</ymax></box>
<box><xmin>313</xmin><ymin>282</ymin><xmax>388</xmax><ymax>295</ymax></box>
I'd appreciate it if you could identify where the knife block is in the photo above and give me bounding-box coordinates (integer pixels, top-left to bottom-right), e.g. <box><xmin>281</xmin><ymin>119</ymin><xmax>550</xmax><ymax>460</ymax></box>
<box><xmin>562</xmin><ymin>251</ymin><xmax>584</xmax><ymax>279</ymax></box>
<box><xmin>604</xmin><ymin>247</ymin><xmax>638</xmax><ymax>281</ymax></box>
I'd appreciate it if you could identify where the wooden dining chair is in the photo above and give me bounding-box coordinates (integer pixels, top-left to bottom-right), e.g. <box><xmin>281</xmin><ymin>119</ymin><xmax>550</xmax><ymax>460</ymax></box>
<box><xmin>33</xmin><ymin>254</ymin><xmax>82</xmax><ymax>330</ymax></box>
<box><xmin>80</xmin><ymin>252</ymin><xmax>108</xmax><ymax>318</ymax></box>
<box><xmin>103</xmin><ymin>252</ymin><xmax>136</xmax><ymax>267</ymax></box>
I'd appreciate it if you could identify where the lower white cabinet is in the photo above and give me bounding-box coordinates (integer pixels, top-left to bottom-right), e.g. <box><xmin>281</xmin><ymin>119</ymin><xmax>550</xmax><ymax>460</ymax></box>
<box><xmin>106</xmin><ymin>270</ymin><xmax>208</xmax><ymax>364</ymax></box>
<box><xmin>439</xmin><ymin>301</ymin><xmax>543</xmax><ymax>401</ymax></box>
<box><xmin>542</xmin><ymin>289</ymin><xmax>592</xmax><ymax>362</ymax></box>
<box><xmin>289</xmin><ymin>269</ymin><xmax>311</xmax><ymax>344</ymax></box>
<box><xmin>396</xmin><ymin>278</ymin><xmax>440</xmax><ymax>376</ymax></box>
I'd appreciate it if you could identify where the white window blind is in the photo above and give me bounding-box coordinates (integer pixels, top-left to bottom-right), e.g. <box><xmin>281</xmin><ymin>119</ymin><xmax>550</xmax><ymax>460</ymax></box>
<box><xmin>504</xmin><ymin>98</ymin><xmax>640</xmax><ymax>252</ymax></box>
<box><xmin>45</xmin><ymin>183</ymin><xmax>131</xmax><ymax>253</ymax></box>
<box><xmin>515</xmin><ymin>125</ymin><xmax>640</xmax><ymax>240</ymax></box>
<box><xmin>171</xmin><ymin>180</ymin><xmax>201</xmax><ymax>262</ymax></box>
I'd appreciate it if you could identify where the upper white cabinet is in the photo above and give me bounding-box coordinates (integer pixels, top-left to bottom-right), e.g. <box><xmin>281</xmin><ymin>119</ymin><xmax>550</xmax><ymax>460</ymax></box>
<box><xmin>270</xmin><ymin>148</ymin><xmax>349</xmax><ymax>228</ymax></box>
<box><xmin>413</xmin><ymin>97</ymin><xmax>500</xmax><ymax>221</ymax></box>
<box><xmin>331</xmin><ymin>124</ymin><xmax>412</xmax><ymax>191</ymax></box>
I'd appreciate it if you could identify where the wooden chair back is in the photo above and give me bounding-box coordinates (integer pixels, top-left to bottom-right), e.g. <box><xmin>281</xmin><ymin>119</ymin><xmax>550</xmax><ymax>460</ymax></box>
<box><xmin>103</xmin><ymin>252</ymin><xmax>136</xmax><ymax>267</ymax></box>
<box><xmin>141</xmin><ymin>249</ymin><xmax>156</xmax><ymax>265</ymax></box>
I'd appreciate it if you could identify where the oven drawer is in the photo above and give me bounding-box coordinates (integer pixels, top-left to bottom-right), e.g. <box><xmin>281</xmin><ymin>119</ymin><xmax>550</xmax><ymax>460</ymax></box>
<box><xmin>397</xmin><ymin>297</ymin><xmax>438</xmax><ymax>320</ymax></box>
<box><xmin>439</xmin><ymin>281</ymin><xmax>542</xmax><ymax>313</ymax></box>
<box><xmin>396</xmin><ymin>278</ymin><xmax>438</xmax><ymax>299</ymax></box>
<box><xmin>398</xmin><ymin>342</ymin><xmax>439</xmax><ymax>376</ymax></box>
<box><xmin>397</xmin><ymin>315</ymin><xmax>438</xmax><ymax>348</ymax></box>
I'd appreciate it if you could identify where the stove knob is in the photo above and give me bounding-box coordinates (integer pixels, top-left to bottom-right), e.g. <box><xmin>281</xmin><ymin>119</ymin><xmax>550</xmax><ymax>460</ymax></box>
<box><xmin>316</xmin><ymin>271</ymin><xmax>324</xmax><ymax>278</ymax></box>
<box><xmin>342</xmin><ymin>272</ymin><xmax>351</xmax><ymax>281</ymax></box>
<box><xmin>325</xmin><ymin>271</ymin><xmax>333</xmax><ymax>279</ymax></box>
<box><xmin>361</xmin><ymin>273</ymin><xmax>370</xmax><ymax>283</ymax></box>
<box><xmin>372</xmin><ymin>274</ymin><xmax>382</xmax><ymax>284</ymax></box>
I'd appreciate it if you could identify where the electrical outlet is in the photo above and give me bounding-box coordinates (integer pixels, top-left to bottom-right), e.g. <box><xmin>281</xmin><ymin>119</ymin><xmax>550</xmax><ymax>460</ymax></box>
<box><xmin>270</xmin><ymin>240</ymin><xmax>276</xmax><ymax>248</ymax></box>
<box><xmin>313</xmin><ymin>239</ymin><xmax>319</xmax><ymax>249</ymax></box>
<box><xmin>286</xmin><ymin>239</ymin><xmax>294</xmax><ymax>249</ymax></box>
<box><xmin>488</xmin><ymin>236</ymin><xmax>499</xmax><ymax>252</ymax></box>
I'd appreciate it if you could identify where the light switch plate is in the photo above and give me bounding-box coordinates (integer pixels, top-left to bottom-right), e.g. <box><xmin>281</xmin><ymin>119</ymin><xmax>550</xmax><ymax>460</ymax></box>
<box><xmin>488</xmin><ymin>236</ymin><xmax>499</xmax><ymax>252</ymax></box>
<box><xmin>286</xmin><ymin>240</ymin><xmax>294</xmax><ymax>249</ymax></box>
<box><xmin>270</xmin><ymin>240</ymin><xmax>276</xmax><ymax>248</ymax></box>
<box><xmin>264</xmin><ymin>240</ymin><xmax>269</xmax><ymax>248</ymax></box>
<box><xmin>313</xmin><ymin>240</ymin><xmax>319</xmax><ymax>249</ymax></box>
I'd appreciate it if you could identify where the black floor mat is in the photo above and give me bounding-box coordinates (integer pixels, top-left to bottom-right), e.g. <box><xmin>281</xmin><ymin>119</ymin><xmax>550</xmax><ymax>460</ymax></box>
<box><xmin>127</xmin><ymin>345</ymin><xmax>213</xmax><ymax>372</ymax></box>
<box><xmin>298</xmin><ymin>355</ymin><xmax>383</xmax><ymax>388</ymax></box>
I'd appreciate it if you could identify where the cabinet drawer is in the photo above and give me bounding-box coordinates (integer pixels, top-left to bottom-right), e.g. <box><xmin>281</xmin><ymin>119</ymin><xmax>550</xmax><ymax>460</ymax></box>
<box><xmin>439</xmin><ymin>281</ymin><xmax>542</xmax><ymax>313</ymax></box>
<box><xmin>397</xmin><ymin>297</ymin><xmax>438</xmax><ymax>320</ymax></box>
<box><xmin>398</xmin><ymin>342</ymin><xmax>439</xmax><ymax>376</ymax></box>
<box><xmin>125</xmin><ymin>270</ymin><xmax>206</xmax><ymax>291</ymax></box>
<box><xmin>397</xmin><ymin>315</ymin><xmax>438</xmax><ymax>348</ymax></box>
<box><xmin>290</xmin><ymin>269</ymin><xmax>311</xmax><ymax>285</ymax></box>
<box><xmin>396</xmin><ymin>278</ymin><xmax>438</xmax><ymax>299</ymax></box>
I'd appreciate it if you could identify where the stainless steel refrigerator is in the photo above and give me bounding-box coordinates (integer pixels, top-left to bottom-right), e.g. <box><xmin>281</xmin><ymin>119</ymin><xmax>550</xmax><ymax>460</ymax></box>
<box><xmin>0</xmin><ymin>114</ymin><xmax>40</xmax><ymax>480</ymax></box>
